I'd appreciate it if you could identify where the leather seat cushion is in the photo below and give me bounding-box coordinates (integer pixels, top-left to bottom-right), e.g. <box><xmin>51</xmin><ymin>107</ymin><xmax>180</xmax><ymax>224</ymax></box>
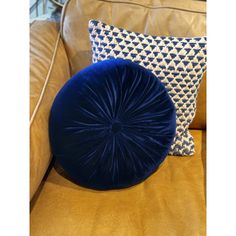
<box><xmin>31</xmin><ymin>129</ymin><xmax>206</xmax><ymax>236</ymax></box>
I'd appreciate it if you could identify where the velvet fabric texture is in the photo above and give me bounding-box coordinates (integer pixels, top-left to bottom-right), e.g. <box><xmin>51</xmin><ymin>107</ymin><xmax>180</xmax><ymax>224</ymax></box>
<box><xmin>49</xmin><ymin>59</ymin><xmax>176</xmax><ymax>190</ymax></box>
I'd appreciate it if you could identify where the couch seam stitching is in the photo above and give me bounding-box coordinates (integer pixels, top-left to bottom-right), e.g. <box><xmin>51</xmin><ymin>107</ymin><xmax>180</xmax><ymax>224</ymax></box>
<box><xmin>30</xmin><ymin>29</ymin><xmax>61</xmax><ymax>127</ymax></box>
<box><xmin>98</xmin><ymin>0</ymin><xmax>206</xmax><ymax>14</ymax></box>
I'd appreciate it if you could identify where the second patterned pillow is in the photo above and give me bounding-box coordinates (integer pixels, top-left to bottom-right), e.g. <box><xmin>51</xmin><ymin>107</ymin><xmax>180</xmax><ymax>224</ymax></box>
<box><xmin>88</xmin><ymin>19</ymin><xmax>207</xmax><ymax>156</ymax></box>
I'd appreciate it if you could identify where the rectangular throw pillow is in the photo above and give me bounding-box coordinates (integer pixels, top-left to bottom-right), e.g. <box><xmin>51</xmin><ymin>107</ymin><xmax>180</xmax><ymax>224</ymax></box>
<box><xmin>88</xmin><ymin>20</ymin><xmax>207</xmax><ymax>156</ymax></box>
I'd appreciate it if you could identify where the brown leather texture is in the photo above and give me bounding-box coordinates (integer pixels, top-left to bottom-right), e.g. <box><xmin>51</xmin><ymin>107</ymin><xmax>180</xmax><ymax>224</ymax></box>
<box><xmin>30</xmin><ymin>21</ymin><xmax>70</xmax><ymax>200</ymax></box>
<box><xmin>61</xmin><ymin>0</ymin><xmax>206</xmax><ymax>129</ymax></box>
<box><xmin>31</xmin><ymin>129</ymin><xmax>206</xmax><ymax>236</ymax></box>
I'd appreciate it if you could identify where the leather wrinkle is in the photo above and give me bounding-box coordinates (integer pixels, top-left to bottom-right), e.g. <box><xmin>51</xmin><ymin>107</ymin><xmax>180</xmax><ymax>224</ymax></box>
<box><xmin>30</xmin><ymin>155</ymin><xmax>54</xmax><ymax>212</ymax></box>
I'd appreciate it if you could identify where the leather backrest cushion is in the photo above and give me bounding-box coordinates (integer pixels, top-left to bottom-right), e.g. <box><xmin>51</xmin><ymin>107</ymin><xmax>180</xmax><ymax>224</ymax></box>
<box><xmin>61</xmin><ymin>0</ymin><xmax>206</xmax><ymax>129</ymax></box>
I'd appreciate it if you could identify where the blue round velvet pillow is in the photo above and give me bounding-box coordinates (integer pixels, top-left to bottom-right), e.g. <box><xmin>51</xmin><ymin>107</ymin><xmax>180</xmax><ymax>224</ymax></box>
<box><xmin>49</xmin><ymin>59</ymin><xmax>176</xmax><ymax>190</ymax></box>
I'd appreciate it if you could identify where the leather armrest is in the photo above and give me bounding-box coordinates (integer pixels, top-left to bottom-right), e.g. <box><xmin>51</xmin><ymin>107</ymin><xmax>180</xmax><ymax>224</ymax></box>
<box><xmin>30</xmin><ymin>20</ymin><xmax>70</xmax><ymax>200</ymax></box>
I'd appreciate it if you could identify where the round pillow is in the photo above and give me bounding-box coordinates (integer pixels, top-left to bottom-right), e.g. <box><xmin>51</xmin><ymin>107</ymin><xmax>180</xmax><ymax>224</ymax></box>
<box><xmin>49</xmin><ymin>59</ymin><xmax>176</xmax><ymax>190</ymax></box>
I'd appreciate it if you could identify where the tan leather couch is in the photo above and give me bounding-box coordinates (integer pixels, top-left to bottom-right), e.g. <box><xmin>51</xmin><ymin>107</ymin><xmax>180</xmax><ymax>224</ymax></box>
<box><xmin>30</xmin><ymin>0</ymin><xmax>206</xmax><ymax>235</ymax></box>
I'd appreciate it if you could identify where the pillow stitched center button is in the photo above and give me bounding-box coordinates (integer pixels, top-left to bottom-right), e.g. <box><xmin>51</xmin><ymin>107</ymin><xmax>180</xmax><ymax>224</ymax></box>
<box><xmin>111</xmin><ymin>121</ymin><xmax>122</xmax><ymax>134</ymax></box>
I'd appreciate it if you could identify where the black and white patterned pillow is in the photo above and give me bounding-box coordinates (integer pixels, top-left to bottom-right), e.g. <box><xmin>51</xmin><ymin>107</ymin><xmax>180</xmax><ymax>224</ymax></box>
<box><xmin>88</xmin><ymin>20</ymin><xmax>207</xmax><ymax>156</ymax></box>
